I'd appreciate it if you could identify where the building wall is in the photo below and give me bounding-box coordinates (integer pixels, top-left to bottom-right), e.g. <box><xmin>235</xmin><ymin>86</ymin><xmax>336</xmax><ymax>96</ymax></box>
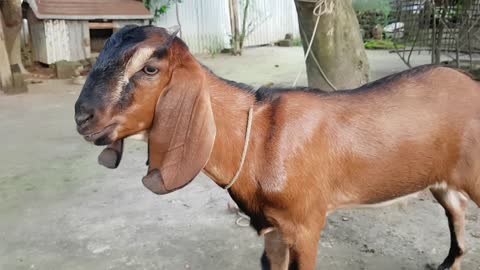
<box><xmin>27</xmin><ymin>13</ymin><xmax>148</xmax><ymax>64</ymax></box>
<box><xmin>153</xmin><ymin>0</ymin><xmax>231</xmax><ymax>54</ymax></box>
<box><xmin>66</xmin><ymin>20</ymin><xmax>91</xmax><ymax>61</ymax></box>
<box><xmin>113</xmin><ymin>19</ymin><xmax>150</xmax><ymax>29</ymax></box>
<box><xmin>28</xmin><ymin>17</ymin><xmax>90</xmax><ymax>64</ymax></box>
<box><xmin>44</xmin><ymin>20</ymin><xmax>70</xmax><ymax>62</ymax></box>
<box><xmin>153</xmin><ymin>0</ymin><xmax>299</xmax><ymax>54</ymax></box>
<box><xmin>240</xmin><ymin>0</ymin><xmax>300</xmax><ymax>48</ymax></box>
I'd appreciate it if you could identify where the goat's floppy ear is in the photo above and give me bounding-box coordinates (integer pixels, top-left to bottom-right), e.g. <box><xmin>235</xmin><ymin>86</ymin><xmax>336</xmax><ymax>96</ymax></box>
<box><xmin>142</xmin><ymin>68</ymin><xmax>216</xmax><ymax>194</ymax></box>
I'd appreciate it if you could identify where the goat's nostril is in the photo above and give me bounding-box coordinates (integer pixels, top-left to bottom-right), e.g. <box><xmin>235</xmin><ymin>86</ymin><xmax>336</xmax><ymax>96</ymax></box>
<box><xmin>75</xmin><ymin>112</ymin><xmax>94</xmax><ymax>127</ymax></box>
<box><xmin>75</xmin><ymin>101</ymin><xmax>96</xmax><ymax>127</ymax></box>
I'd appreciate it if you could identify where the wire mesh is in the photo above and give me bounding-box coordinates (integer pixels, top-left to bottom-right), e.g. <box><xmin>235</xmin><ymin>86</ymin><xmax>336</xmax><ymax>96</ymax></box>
<box><xmin>390</xmin><ymin>0</ymin><xmax>480</xmax><ymax>69</ymax></box>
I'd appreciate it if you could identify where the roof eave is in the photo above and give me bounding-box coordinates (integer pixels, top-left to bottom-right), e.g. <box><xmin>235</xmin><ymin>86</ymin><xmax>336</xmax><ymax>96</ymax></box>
<box><xmin>34</xmin><ymin>14</ymin><xmax>153</xmax><ymax>20</ymax></box>
<box><xmin>25</xmin><ymin>0</ymin><xmax>153</xmax><ymax>21</ymax></box>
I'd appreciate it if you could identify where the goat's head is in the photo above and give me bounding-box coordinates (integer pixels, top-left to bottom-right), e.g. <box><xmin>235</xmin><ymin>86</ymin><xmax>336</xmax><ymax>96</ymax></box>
<box><xmin>74</xmin><ymin>25</ymin><xmax>216</xmax><ymax>194</ymax></box>
<box><xmin>75</xmin><ymin>26</ymin><xmax>177</xmax><ymax>145</ymax></box>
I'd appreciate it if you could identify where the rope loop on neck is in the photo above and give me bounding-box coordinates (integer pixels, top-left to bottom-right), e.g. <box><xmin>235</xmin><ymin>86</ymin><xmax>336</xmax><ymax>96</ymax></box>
<box><xmin>224</xmin><ymin>106</ymin><xmax>254</xmax><ymax>190</ymax></box>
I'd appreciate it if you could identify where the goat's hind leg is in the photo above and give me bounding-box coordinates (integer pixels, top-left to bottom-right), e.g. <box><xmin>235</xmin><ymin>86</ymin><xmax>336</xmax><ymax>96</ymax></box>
<box><xmin>430</xmin><ymin>187</ymin><xmax>469</xmax><ymax>270</ymax></box>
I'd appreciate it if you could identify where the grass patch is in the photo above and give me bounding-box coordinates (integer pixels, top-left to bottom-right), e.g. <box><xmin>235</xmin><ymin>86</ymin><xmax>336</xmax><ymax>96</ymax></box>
<box><xmin>292</xmin><ymin>38</ymin><xmax>302</xmax><ymax>47</ymax></box>
<box><xmin>364</xmin><ymin>39</ymin><xmax>404</xmax><ymax>50</ymax></box>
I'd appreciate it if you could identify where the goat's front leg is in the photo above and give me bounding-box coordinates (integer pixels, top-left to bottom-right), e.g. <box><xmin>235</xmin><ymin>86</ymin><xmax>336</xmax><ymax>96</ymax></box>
<box><xmin>261</xmin><ymin>230</ymin><xmax>290</xmax><ymax>270</ymax></box>
<box><xmin>283</xmin><ymin>216</ymin><xmax>326</xmax><ymax>270</ymax></box>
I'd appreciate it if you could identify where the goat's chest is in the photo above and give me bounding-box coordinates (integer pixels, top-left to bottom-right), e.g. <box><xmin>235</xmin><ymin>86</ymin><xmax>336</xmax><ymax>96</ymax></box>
<box><xmin>228</xmin><ymin>191</ymin><xmax>272</xmax><ymax>234</ymax></box>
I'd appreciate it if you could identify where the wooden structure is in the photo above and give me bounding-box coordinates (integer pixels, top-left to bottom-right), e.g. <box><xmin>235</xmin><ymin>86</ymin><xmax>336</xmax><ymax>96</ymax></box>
<box><xmin>24</xmin><ymin>0</ymin><xmax>153</xmax><ymax>64</ymax></box>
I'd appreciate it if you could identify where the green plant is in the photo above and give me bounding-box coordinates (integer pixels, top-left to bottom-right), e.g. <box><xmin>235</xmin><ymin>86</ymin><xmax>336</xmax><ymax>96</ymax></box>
<box><xmin>206</xmin><ymin>44</ymin><xmax>224</xmax><ymax>57</ymax></box>
<box><xmin>364</xmin><ymin>39</ymin><xmax>405</xmax><ymax>50</ymax></box>
<box><xmin>199</xmin><ymin>36</ymin><xmax>225</xmax><ymax>57</ymax></box>
<box><xmin>143</xmin><ymin>0</ymin><xmax>182</xmax><ymax>18</ymax></box>
<box><xmin>354</xmin><ymin>0</ymin><xmax>391</xmax><ymax>26</ymax></box>
<box><xmin>292</xmin><ymin>38</ymin><xmax>302</xmax><ymax>47</ymax></box>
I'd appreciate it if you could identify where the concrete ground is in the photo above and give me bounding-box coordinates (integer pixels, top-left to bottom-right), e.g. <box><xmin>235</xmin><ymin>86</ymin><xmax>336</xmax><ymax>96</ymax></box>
<box><xmin>1</xmin><ymin>47</ymin><xmax>479</xmax><ymax>270</ymax></box>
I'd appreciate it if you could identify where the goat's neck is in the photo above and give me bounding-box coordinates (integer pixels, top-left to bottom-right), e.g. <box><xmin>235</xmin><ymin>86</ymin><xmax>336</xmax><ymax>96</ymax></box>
<box><xmin>202</xmin><ymin>71</ymin><xmax>257</xmax><ymax>189</ymax></box>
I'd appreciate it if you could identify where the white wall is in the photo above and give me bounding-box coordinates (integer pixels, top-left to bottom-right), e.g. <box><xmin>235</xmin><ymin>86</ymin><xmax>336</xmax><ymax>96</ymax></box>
<box><xmin>153</xmin><ymin>0</ymin><xmax>300</xmax><ymax>54</ymax></box>
<box><xmin>240</xmin><ymin>0</ymin><xmax>300</xmax><ymax>47</ymax></box>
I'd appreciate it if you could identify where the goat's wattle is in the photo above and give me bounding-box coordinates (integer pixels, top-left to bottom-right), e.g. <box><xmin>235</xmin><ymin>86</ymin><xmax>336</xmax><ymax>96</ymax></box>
<box><xmin>98</xmin><ymin>139</ymin><xmax>124</xmax><ymax>169</ymax></box>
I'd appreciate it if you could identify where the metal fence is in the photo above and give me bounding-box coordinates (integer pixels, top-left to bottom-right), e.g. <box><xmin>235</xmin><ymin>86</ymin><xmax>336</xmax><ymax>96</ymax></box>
<box><xmin>391</xmin><ymin>0</ymin><xmax>480</xmax><ymax>68</ymax></box>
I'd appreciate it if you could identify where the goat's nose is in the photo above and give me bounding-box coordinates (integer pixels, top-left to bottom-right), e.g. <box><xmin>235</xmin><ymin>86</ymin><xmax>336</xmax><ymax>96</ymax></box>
<box><xmin>75</xmin><ymin>103</ymin><xmax>95</xmax><ymax>127</ymax></box>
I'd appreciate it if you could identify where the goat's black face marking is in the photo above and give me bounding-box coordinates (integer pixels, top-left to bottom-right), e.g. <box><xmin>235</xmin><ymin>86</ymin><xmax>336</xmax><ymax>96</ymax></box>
<box><xmin>76</xmin><ymin>26</ymin><xmax>150</xmax><ymax>117</ymax></box>
<box><xmin>97</xmin><ymin>26</ymin><xmax>149</xmax><ymax>68</ymax></box>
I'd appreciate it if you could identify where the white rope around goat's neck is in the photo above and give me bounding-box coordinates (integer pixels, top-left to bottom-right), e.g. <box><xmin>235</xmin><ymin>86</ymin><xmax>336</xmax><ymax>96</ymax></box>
<box><xmin>224</xmin><ymin>106</ymin><xmax>254</xmax><ymax>190</ymax></box>
<box><xmin>292</xmin><ymin>0</ymin><xmax>337</xmax><ymax>91</ymax></box>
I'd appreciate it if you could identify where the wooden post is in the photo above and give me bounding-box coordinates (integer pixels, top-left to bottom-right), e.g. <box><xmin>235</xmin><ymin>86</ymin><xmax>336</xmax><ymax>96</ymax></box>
<box><xmin>0</xmin><ymin>11</ymin><xmax>13</xmax><ymax>92</ymax></box>
<box><xmin>2</xmin><ymin>0</ymin><xmax>25</xmax><ymax>73</ymax></box>
<box><xmin>6</xmin><ymin>63</ymin><xmax>27</xmax><ymax>94</ymax></box>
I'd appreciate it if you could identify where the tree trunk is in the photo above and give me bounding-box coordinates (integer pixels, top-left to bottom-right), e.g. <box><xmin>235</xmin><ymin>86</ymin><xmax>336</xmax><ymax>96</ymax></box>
<box><xmin>1</xmin><ymin>0</ymin><xmax>25</xmax><ymax>73</ymax></box>
<box><xmin>228</xmin><ymin>0</ymin><xmax>241</xmax><ymax>55</ymax></box>
<box><xmin>0</xmin><ymin>11</ymin><xmax>13</xmax><ymax>92</ymax></box>
<box><xmin>294</xmin><ymin>0</ymin><xmax>369</xmax><ymax>90</ymax></box>
<box><xmin>239</xmin><ymin>0</ymin><xmax>250</xmax><ymax>50</ymax></box>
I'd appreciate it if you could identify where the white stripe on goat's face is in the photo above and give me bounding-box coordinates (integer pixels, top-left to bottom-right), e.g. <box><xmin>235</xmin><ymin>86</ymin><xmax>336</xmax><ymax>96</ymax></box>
<box><xmin>125</xmin><ymin>46</ymin><xmax>156</xmax><ymax>79</ymax></box>
<box><xmin>110</xmin><ymin>46</ymin><xmax>156</xmax><ymax>105</ymax></box>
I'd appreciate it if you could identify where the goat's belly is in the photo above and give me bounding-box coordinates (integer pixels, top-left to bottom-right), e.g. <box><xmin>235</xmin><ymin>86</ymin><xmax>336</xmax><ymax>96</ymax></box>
<box><xmin>328</xmin><ymin>180</ymin><xmax>464</xmax><ymax>214</ymax></box>
<box><xmin>336</xmin><ymin>191</ymin><xmax>421</xmax><ymax>211</ymax></box>
<box><xmin>328</xmin><ymin>182</ymin><xmax>450</xmax><ymax>213</ymax></box>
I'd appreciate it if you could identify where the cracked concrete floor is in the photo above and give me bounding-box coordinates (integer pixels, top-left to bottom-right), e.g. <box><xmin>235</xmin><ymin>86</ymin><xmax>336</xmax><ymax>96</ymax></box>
<box><xmin>1</xmin><ymin>47</ymin><xmax>479</xmax><ymax>270</ymax></box>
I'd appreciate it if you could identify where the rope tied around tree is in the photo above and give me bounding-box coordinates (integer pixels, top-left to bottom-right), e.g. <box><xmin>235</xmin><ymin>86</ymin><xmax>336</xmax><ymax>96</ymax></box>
<box><xmin>293</xmin><ymin>0</ymin><xmax>337</xmax><ymax>91</ymax></box>
<box><xmin>313</xmin><ymin>0</ymin><xmax>334</xmax><ymax>17</ymax></box>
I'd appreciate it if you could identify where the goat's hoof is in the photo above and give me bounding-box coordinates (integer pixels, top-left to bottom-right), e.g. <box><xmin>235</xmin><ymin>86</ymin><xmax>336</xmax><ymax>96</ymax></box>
<box><xmin>424</xmin><ymin>263</ymin><xmax>439</xmax><ymax>270</ymax></box>
<box><xmin>98</xmin><ymin>147</ymin><xmax>121</xmax><ymax>169</ymax></box>
<box><xmin>436</xmin><ymin>263</ymin><xmax>451</xmax><ymax>270</ymax></box>
<box><xmin>142</xmin><ymin>169</ymin><xmax>169</xmax><ymax>195</ymax></box>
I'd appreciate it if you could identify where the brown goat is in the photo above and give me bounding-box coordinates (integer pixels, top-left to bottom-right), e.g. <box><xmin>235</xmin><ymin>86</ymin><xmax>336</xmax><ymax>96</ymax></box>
<box><xmin>74</xmin><ymin>26</ymin><xmax>480</xmax><ymax>270</ymax></box>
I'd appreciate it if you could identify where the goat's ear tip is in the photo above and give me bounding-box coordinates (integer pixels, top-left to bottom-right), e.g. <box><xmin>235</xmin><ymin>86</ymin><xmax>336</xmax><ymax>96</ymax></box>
<box><xmin>142</xmin><ymin>169</ymin><xmax>170</xmax><ymax>195</ymax></box>
<box><xmin>167</xmin><ymin>25</ymin><xmax>181</xmax><ymax>37</ymax></box>
<box><xmin>98</xmin><ymin>147</ymin><xmax>121</xmax><ymax>169</ymax></box>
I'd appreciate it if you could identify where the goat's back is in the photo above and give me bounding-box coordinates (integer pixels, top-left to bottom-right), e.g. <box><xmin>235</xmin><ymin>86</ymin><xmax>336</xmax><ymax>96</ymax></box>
<box><xmin>258</xmin><ymin>66</ymin><xmax>480</xmax><ymax>208</ymax></box>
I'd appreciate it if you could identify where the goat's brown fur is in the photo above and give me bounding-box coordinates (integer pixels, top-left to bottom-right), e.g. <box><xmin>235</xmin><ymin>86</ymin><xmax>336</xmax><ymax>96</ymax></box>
<box><xmin>75</xmin><ymin>26</ymin><xmax>480</xmax><ymax>270</ymax></box>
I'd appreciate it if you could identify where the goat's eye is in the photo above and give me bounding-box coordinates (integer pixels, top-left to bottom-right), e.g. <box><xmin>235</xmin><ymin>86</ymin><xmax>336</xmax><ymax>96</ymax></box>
<box><xmin>143</xmin><ymin>66</ymin><xmax>159</xmax><ymax>75</ymax></box>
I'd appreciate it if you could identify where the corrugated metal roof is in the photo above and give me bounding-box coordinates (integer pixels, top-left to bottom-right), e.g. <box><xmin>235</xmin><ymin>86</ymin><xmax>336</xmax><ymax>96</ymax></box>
<box><xmin>26</xmin><ymin>0</ymin><xmax>153</xmax><ymax>20</ymax></box>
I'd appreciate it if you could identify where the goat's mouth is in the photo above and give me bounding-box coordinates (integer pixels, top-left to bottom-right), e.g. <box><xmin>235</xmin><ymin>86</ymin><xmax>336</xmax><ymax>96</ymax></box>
<box><xmin>82</xmin><ymin>124</ymin><xmax>117</xmax><ymax>145</ymax></box>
